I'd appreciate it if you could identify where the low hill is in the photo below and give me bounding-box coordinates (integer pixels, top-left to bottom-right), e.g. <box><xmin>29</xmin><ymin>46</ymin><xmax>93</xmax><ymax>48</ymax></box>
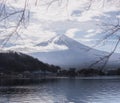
<box><xmin>0</xmin><ymin>51</ymin><xmax>60</xmax><ymax>74</ymax></box>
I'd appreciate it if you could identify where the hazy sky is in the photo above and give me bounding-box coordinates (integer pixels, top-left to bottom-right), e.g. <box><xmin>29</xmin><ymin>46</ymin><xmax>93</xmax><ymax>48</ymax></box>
<box><xmin>1</xmin><ymin>0</ymin><xmax>120</xmax><ymax>53</ymax></box>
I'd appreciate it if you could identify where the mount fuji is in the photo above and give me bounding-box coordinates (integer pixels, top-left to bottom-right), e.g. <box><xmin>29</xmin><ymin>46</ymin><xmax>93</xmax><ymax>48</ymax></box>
<box><xmin>30</xmin><ymin>34</ymin><xmax>120</xmax><ymax>69</ymax></box>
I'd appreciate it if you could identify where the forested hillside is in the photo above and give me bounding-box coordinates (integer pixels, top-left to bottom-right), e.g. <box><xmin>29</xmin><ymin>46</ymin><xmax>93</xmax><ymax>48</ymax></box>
<box><xmin>0</xmin><ymin>51</ymin><xmax>60</xmax><ymax>74</ymax></box>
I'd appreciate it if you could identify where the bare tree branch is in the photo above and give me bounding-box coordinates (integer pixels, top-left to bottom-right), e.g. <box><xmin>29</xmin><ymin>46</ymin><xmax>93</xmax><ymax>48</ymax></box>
<box><xmin>0</xmin><ymin>0</ymin><xmax>30</xmax><ymax>48</ymax></box>
<box><xmin>89</xmin><ymin>38</ymin><xmax>120</xmax><ymax>71</ymax></box>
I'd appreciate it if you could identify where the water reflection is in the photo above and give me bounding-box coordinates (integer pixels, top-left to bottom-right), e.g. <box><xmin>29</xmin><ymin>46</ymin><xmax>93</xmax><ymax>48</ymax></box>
<box><xmin>0</xmin><ymin>78</ymin><xmax>120</xmax><ymax>103</ymax></box>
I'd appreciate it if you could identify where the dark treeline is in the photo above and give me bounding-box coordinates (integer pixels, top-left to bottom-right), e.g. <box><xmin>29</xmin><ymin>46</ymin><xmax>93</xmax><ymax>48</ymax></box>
<box><xmin>58</xmin><ymin>68</ymin><xmax>120</xmax><ymax>77</ymax></box>
<box><xmin>58</xmin><ymin>68</ymin><xmax>105</xmax><ymax>77</ymax></box>
<box><xmin>0</xmin><ymin>51</ymin><xmax>60</xmax><ymax>74</ymax></box>
<box><xmin>0</xmin><ymin>51</ymin><xmax>120</xmax><ymax>78</ymax></box>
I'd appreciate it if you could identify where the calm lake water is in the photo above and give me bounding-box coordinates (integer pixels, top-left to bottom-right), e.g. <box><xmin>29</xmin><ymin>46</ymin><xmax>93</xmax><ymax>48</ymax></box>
<box><xmin>0</xmin><ymin>78</ymin><xmax>120</xmax><ymax>103</ymax></box>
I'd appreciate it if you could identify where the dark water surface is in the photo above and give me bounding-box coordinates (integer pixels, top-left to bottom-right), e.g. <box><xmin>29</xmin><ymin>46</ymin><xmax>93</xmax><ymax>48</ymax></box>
<box><xmin>0</xmin><ymin>78</ymin><xmax>120</xmax><ymax>103</ymax></box>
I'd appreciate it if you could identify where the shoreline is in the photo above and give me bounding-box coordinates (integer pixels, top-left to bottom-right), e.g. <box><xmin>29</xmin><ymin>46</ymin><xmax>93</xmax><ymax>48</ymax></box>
<box><xmin>1</xmin><ymin>75</ymin><xmax>120</xmax><ymax>80</ymax></box>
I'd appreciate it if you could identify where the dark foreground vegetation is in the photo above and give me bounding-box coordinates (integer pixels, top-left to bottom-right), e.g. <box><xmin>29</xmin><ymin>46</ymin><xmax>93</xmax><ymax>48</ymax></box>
<box><xmin>0</xmin><ymin>51</ymin><xmax>60</xmax><ymax>77</ymax></box>
<box><xmin>0</xmin><ymin>51</ymin><xmax>120</xmax><ymax>79</ymax></box>
<box><xmin>58</xmin><ymin>68</ymin><xmax>120</xmax><ymax>77</ymax></box>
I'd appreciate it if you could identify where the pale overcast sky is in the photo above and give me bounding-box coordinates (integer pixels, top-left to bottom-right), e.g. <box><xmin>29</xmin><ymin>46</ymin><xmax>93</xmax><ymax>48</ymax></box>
<box><xmin>1</xmin><ymin>0</ymin><xmax>120</xmax><ymax>53</ymax></box>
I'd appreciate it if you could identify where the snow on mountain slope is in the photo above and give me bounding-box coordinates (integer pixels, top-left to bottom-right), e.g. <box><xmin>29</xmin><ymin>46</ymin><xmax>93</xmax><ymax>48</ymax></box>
<box><xmin>37</xmin><ymin>34</ymin><xmax>88</xmax><ymax>51</ymax></box>
<box><xmin>30</xmin><ymin>34</ymin><xmax>120</xmax><ymax>69</ymax></box>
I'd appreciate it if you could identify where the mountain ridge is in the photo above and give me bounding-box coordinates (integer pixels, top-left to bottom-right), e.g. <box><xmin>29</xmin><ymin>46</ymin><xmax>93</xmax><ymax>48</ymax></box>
<box><xmin>30</xmin><ymin>34</ymin><xmax>120</xmax><ymax>69</ymax></box>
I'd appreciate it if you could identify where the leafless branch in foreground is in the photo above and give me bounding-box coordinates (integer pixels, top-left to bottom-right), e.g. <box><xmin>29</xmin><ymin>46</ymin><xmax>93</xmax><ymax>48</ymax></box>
<box><xmin>0</xmin><ymin>0</ymin><xmax>68</xmax><ymax>47</ymax></box>
<box><xmin>0</xmin><ymin>0</ymin><xmax>30</xmax><ymax>48</ymax></box>
<box><xmin>89</xmin><ymin>38</ymin><xmax>120</xmax><ymax>70</ymax></box>
<box><xmin>89</xmin><ymin>18</ymin><xmax>120</xmax><ymax>70</ymax></box>
<box><xmin>0</xmin><ymin>0</ymin><xmax>117</xmax><ymax>47</ymax></box>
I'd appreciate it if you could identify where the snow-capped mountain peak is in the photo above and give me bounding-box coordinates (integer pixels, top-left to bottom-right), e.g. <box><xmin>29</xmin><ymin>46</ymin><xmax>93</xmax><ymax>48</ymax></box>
<box><xmin>37</xmin><ymin>34</ymin><xmax>88</xmax><ymax>52</ymax></box>
<box><xmin>31</xmin><ymin>34</ymin><xmax>120</xmax><ymax>69</ymax></box>
<box><xmin>4</xmin><ymin>34</ymin><xmax>120</xmax><ymax>69</ymax></box>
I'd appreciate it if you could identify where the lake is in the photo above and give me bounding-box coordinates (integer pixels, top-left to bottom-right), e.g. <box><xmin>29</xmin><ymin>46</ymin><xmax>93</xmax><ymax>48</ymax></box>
<box><xmin>0</xmin><ymin>77</ymin><xmax>120</xmax><ymax>103</ymax></box>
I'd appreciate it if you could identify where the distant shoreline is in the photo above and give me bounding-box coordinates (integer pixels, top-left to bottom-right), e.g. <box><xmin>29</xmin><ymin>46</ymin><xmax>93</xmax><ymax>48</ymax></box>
<box><xmin>1</xmin><ymin>75</ymin><xmax>120</xmax><ymax>80</ymax></box>
<box><xmin>0</xmin><ymin>76</ymin><xmax>120</xmax><ymax>86</ymax></box>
